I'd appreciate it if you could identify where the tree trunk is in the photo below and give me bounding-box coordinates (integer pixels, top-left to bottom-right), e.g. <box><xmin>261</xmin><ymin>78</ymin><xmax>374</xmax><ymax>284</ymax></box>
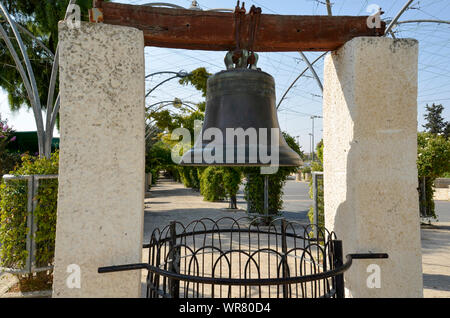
<box><xmin>229</xmin><ymin>194</ymin><xmax>237</xmax><ymax>209</ymax></box>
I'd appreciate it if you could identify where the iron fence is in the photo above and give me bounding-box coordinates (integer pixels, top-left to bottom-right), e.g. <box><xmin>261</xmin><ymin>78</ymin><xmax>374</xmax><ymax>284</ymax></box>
<box><xmin>99</xmin><ymin>217</ymin><xmax>388</xmax><ymax>298</ymax></box>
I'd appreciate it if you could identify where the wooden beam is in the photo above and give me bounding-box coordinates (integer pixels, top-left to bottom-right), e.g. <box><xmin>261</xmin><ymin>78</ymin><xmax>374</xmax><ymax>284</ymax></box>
<box><xmin>94</xmin><ymin>1</ymin><xmax>385</xmax><ymax>52</ymax></box>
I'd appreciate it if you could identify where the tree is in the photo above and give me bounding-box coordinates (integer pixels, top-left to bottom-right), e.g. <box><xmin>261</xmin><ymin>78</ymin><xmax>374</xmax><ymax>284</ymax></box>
<box><xmin>417</xmin><ymin>132</ymin><xmax>450</xmax><ymax>218</ymax></box>
<box><xmin>146</xmin><ymin>67</ymin><xmax>209</xmax><ymax>190</ymax></box>
<box><xmin>0</xmin><ymin>1</ymin><xmax>100</xmax><ymax>157</ymax></box>
<box><xmin>243</xmin><ymin>131</ymin><xmax>303</xmax><ymax>219</ymax></box>
<box><xmin>444</xmin><ymin>122</ymin><xmax>450</xmax><ymax>139</ymax></box>
<box><xmin>423</xmin><ymin>103</ymin><xmax>449</xmax><ymax>136</ymax></box>
<box><xmin>178</xmin><ymin>67</ymin><xmax>209</xmax><ymax>96</ymax></box>
<box><xmin>0</xmin><ymin>115</ymin><xmax>21</xmax><ymax>177</ymax></box>
<box><xmin>308</xmin><ymin>139</ymin><xmax>324</xmax><ymax>230</ymax></box>
<box><xmin>311</xmin><ymin>139</ymin><xmax>323</xmax><ymax>172</ymax></box>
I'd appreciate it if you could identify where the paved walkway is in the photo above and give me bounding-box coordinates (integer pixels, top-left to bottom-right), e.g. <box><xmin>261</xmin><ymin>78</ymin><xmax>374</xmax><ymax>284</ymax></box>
<box><xmin>143</xmin><ymin>178</ymin><xmax>249</xmax><ymax>243</ymax></box>
<box><xmin>143</xmin><ymin>178</ymin><xmax>450</xmax><ymax>298</ymax></box>
<box><xmin>421</xmin><ymin>223</ymin><xmax>450</xmax><ymax>297</ymax></box>
<box><xmin>1</xmin><ymin>178</ymin><xmax>448</xmax><ymax>297</ymax></box>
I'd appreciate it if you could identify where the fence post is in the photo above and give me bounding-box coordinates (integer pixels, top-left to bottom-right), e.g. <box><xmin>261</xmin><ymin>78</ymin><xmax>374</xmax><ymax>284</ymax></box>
<box><xmin>168</xmin><ymin>221</ymin><xmax>180</xmax><ymax>298</ymax></box>
<box><xmin>246</xmin><ymin>174</ymin><xmax>250</xmax><ymax>214</ymax></box>
<box><xmin>281</xmin><ymin>219</ymin><xmax>289</xmax><ymax>298</ymax></box>
<box><xmin>30</xmin><ymin>175</ymin><xmax>39</xmax><ymax>272</ymax></box>
<box><xmin>420</xmin><ymin>176</ymin><xmax>427</xmax><ymax>217</ymax></box>
<box><xmin>332</xmin><ymin>240</ymin><xmax>345</xmax><ymax>298</ymax></box>
<box><xmin>263</xmin><ymin>175</ymin><xmax>269</xmax><ymax>218</ymax></box>
<box><xmin>25</xmin><ymin>176</ymin><xmax>34</xmax><ymax>273</ymax></box>
<box><xmin>312</xmin><ymin>173</ymin><xmax>318</xmax><ymax>240</ymax></box>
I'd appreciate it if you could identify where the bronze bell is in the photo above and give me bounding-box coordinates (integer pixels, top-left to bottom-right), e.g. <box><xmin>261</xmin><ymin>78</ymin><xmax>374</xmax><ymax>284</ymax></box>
<box><xmin>179</xmin><ymin>68</ymin><xmax>302</xmax><ymax>167</ymax></box>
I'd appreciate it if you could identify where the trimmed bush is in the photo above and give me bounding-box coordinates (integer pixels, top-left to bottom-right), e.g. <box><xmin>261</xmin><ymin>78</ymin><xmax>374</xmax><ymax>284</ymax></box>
<box><xmin>243</xmin><ymin>132</ymin><xmax>303</xmax><ymax>221</ymax></box>
<box><xmin>0</xmin><ymin>152</ymin><xmax>58</xmax><ymax>271</ymax></box>
<box><xmin>222</xmin><ymin>167</ymin><xmax>241</xmax><ymax>208</ymax></box>
<box><xmin>200</xmin><ymin>167</ymin><xmax>226</xmax><ymax>201</ymax></box>
<box><xmin>243</xmin><ymin>167</ymin><xmax>290</xmax><ymax>216</ymax></box>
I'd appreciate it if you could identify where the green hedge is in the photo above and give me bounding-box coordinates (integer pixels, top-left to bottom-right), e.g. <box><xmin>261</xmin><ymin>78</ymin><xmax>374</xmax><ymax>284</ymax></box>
<box><xmin>222</xmin><ymin>167</ymin><xmax>241</xmax><ymax>208</ymax></box>
<box><xmin>307</xmin><ymin>174</ymin><xmax>324</xmax><ymax>236</ymax></box>
<box><xmin>308</xmin><ymin>140</ymin><xmax>324</xmax><ymax>233</ymax></box>
<box><xmin>198</xmin><ymin>167</ymin><xmax>242</xmax><ymax>205</ymax></box>
<box><xmin>243</xmin><ymin>167</ymin><xmax>292</xmax><ymax>217</ymax></box>
<box><xmin>199</xmin><ymin>167</ymin><xmax>226</xmax><ymax>201</ymax></box>
<box><xmin>178</xmin><ymin>166</ymin><xmax>196</xmax><ymax>189</ymax></box>
<box><xmin>0</xmin><ymin>178</ymin><xmax>28</xmax><ymax>268</ymax></box>
<box><xmin>0</xmin><ymin>152</ymin><xmax>58</xmax><ymax>270</ymax></box>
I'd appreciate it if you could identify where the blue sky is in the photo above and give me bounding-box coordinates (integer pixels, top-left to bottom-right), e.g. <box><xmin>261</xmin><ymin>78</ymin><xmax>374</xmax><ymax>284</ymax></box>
<box><xmin>1</xmin><ymin>0</ymin><xmax>449</xmax><ymax>152</ymax></box>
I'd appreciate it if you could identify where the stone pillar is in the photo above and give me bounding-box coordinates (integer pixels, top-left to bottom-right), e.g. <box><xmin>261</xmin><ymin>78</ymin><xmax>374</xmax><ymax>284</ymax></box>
<box><xmin>53</xmin><ymin>22</ymin><xmax>145</xmax><ymax>297</ymax></box>
<box><xmin>323</xmin><ymin>37</ymin><xmax>423</xmax><ymax>297</ymax></box>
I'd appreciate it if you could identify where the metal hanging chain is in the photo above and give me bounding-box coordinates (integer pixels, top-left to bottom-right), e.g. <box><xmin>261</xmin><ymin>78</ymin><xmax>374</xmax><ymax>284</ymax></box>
<box><xmin>232</xmin><ymin>1</ymin><xmax>246</xmax><ymax>65</ymax></box>
<box><xmin>226</xmin><ymin>1</ymin><xmax>262</xmax><ymax>69</ymax></box>
<box><xmin>247</xmin><ymin>5</ymin><xmax>261</xmax><ymax>68</ymax></box>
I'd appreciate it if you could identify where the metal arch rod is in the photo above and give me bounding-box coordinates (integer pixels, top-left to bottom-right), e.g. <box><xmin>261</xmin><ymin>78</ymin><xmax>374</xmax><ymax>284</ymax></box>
<box><xmin>0</xmin><ymin>24</ymin><xmax>46</xmax><ymax>153</ymax></box>
<box><xmin>299</xmin><ymin>51</ymin><xmax>323</xmax><ymax>93</ymax></box>
<box><xmin>278</xmin><ymin>0</ymin><xmax>329</xmax><ymax>110</ymax></box>
<box><xmin>146</xmin><ymin>76</ymin><xmax>180</xmax><ymax>97</ymax></box>
<box><xmin>145</xmin><ymin>71</ymin><xmax>187</xmax><ymax>79</ymax></box>
<box><xmin>0</xmin><ymin>3</ymin><xmax>42</xmax><ymax>113</ymax></box>
<box><xmin>325</xmin><ymin>0</ymin><xmax>332</xmax><ymax>16</ymax></box>
<box><xmin>147</xmin><ymin>100</ymin><xmax>196</xmax><ymax>112</ymax></box>
<box><xmin>0</xmin><ymin>25</ymin><xmax>35</xmax><ymax>109</ymax></box>
<box><xmin>43</xmin><ymin>0</ymin><xmax>77</xmax><ymax>157</ymax></box>
<box><xmin>276</xmin><ymin>52</ymin><xmax>328</xmax><ymax>109</ymax></box>
<box><xmin>394</xmin><ymin>19</ymin><xmax>450</xmax><ymax>26</ymax></box>
<box><xmin>0</xmin><ymin>12</ymin><xmax>54</xmax><ymax>58</ymax></box>
<box><xmin>142</xmin><ymin>2</ymin><xmax>233</xmax><ymax>12</ymax></box>
<box><xmin>0</xmin><ymin>3</ymin><xmax>45</xmax><ymax>155</ymax></box>
<box><xmin>50</xmin><ymin>94</ymin><xmax>60</xmax><ymax>130</ymax></box>
<box><xmin>142</xmin><ymin>2</ymin><xmax>185</xmax><ymax>9</ymax></box>
<box><xmin>206</xmin><ymin>9</ymin><xmax>234</xmax><ymax>12</ymax></box>
<box><xmin>384</xmin><ymin>0</ymin><xmax>415</xmax><ymax>36</ymax></box>
<box><xmin>147</xmin><ymin>100</ymin><xmax>174</xmax><ymax>108</ymax></box>
<box><xmin>14</xmin><ymin>23</ymin><xmax>55</xmax><ymax>59</ymax></box>
<box><xmin>145</xmin><ymin>72</ymin><xmax>191</xmax><ymax>97</ymax></box>
<box><xmin>280</xmin><ymin>0</ymin><xmax>327</xmax><ymax>111</ymax></box>
<box><xmin>45</xmin><ymin>48</ymin><xmax>60</xmax><ymax>157</ymax></box>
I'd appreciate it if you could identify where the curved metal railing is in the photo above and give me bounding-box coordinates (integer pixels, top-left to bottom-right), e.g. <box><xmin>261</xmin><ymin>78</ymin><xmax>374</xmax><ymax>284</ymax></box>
<box><xmin>98</xmin><ymin>217</ymin><xmax>387</xmax><ymax>298</ymax></box>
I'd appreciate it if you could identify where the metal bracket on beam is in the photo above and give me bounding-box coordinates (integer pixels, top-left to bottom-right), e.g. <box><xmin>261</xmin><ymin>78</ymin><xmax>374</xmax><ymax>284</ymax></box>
<box><xmin>89</xmin><ymin>8</ymin><xmax>103</xmax><ymax>23</ymax></box>
<box><xmin>90</xmin><ymin>0</ymin><xmax>104</xmax><ymax>23</ymax></box>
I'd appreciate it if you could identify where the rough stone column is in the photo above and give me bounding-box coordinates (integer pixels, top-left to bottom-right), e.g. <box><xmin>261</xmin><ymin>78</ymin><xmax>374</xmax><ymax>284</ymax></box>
<box><xmin>323</xmin><ymin>37</ymin><xmax>423</xmax><ymax>297</ymax></box>
<box><xmin>53</xmin><ymin>22</ymin><xmax>145</xmax><ymax>297</ymax></box>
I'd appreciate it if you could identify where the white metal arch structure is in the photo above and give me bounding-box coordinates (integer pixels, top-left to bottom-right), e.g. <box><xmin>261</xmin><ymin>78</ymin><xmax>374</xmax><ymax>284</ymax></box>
<box><xmin>277</xmin><ymin>0</ymin><xmax>419</xmax><ymax>110</ymax></box>
<box><xmin>276</xmin><ymin>52</ymin><xmax>327</xmax><ymax>109</ymax></box>
<box><xmin>0</xmin><ymin>0</ymin><xmax>77</xmax><ymax>157</ymax></box>
<box><xmin>384</xmin><ymin>0</ymin><xmax>415</xmax><ymax>36</ymax></box>
<box><xmin>277</xmin><ymin>0</ymin><xmax>336</xmax><ymax>109</ymax></box>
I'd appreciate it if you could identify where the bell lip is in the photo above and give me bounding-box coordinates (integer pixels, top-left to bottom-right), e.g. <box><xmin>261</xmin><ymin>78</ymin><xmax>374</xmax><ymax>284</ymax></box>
<box><xmin>177</xmin><ymin>162</ymin><xmax>302</xmax><ymax>167</ymax></box>
<box><xmin>178</xmin><ymin>144</ymin><xmax>303</xmax><ymax>167</ymax></box>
